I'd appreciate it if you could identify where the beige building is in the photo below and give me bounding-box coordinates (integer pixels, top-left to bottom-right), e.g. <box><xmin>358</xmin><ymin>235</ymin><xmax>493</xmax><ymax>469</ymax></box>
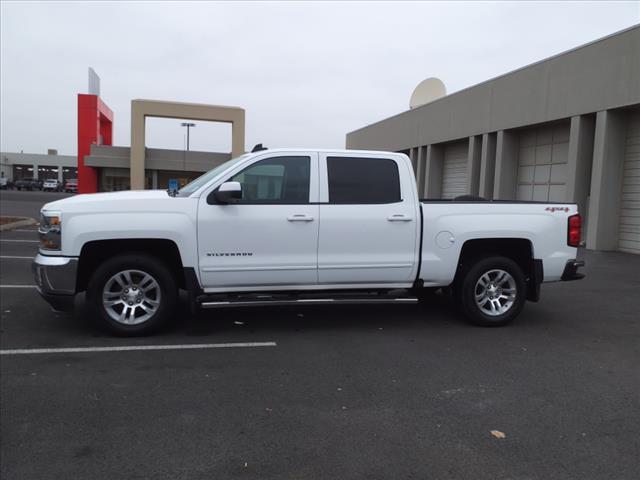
<box><xmin>85</xmin><ymin>99</ymin><xmax>245</xmax><ymax>191</ymax></box>
<box><xmin>0</xmin><ymin>150</ymin><xmax>77</xmax><ymax>183</ymax></box>
<box><xmin>128</xmin><ymin>100</ymin><xmax>245</xmax><ymax>189</ymax></box>
<box><xmin>347</xmin><ymin>26</ymin><xmax>640</xmax><ymax>254</ymax></box>
<box><xmin>85</xmin><ymin>145</ymin><xmax>231</xmax><ymax>191</ymax></box>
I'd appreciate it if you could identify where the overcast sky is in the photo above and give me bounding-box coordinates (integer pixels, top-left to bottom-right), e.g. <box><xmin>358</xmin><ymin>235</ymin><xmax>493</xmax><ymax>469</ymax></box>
<box><xmin>1</xmin><ymin>1</ymin><xmax>639</xmax><ymax>156</ymax></box>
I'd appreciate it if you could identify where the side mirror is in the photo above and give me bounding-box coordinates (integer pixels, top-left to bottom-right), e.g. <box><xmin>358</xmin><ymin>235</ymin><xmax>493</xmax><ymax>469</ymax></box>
<box><xmin>213</xmin><ymin>181</ymin><xmax>242</xmax><ymax>204</ymax></box>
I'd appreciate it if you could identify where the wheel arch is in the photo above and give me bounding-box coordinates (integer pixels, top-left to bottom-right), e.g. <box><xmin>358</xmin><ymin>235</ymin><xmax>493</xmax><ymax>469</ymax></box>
<box><xmin>77</xmin><ymin>239</ymin><xmax>186</xmax><ymax>292</ymax></box>
<box><xmin>454</xmin><ymin>238</ymin><xmax>541</xmax><ymax>301</ymax></box>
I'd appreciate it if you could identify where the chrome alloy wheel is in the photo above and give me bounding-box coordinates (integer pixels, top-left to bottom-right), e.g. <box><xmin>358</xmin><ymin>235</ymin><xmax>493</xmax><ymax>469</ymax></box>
<box><xmin>474</xmin><ymin>269</ymin><xmax>517</xmax><ymax>316</ymax></box>
<box><xmin>102</xmin><ymin>269</ymin><xmax>161</xmax><ymax>325</ymax></box>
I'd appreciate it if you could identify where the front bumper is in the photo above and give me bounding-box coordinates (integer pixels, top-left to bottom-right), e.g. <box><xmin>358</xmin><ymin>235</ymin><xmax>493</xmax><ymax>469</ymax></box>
<box><xmin>561</xmin><ymin>259</ymin><xmax>585</xmax><ymax>281</ymax></box>
<box><xmin>32</xmin><ymin>254</ymin><xmax>78</xmax><ymax>311</ymax></box>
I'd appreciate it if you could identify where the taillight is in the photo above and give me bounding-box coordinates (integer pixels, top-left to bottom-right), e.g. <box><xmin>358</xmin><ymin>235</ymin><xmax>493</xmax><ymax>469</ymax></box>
<box><xmin>568</xmin><ymin>214</ymin><xmax>581</xmax><ymax>247</ymax></box>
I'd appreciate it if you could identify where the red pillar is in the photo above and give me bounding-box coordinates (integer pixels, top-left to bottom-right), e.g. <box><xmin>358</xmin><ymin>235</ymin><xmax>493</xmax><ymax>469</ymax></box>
<box><xmin>77</xmin><ymin>94</ymin><xmax>113</xmax><ymax>194</ymax></box>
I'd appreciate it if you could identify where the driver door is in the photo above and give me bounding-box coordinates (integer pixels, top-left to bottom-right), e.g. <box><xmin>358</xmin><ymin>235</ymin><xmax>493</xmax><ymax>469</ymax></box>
<box><xmin>197</xmin><ymin>153</ymin><xmax>319</xmax><ymax>290</ymax></box>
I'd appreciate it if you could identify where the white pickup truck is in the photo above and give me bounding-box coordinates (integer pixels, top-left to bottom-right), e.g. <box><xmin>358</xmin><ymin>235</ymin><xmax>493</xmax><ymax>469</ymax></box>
<box><xmin>33</xmin><ymin>148</ymin><xmax>584</xmax><ymax>335</ymax></box>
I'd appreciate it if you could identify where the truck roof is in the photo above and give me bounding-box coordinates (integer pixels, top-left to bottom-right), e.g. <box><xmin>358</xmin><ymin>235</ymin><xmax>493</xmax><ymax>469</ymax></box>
<box><xmin>247</xmin><ymin>147</ymin><xmax>405</xmax><ymax>157</ymax></box>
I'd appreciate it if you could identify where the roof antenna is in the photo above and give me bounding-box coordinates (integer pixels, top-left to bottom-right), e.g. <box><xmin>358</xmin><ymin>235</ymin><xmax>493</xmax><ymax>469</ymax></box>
<box><xmin>251</xmin><ymin>143</ymin><xmax>267</xmax><ymax>153</ymax></box>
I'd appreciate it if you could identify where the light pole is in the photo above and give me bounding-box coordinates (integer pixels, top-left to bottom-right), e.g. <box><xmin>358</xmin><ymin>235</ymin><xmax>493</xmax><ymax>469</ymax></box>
<box><xmin>180</xmin><ymin>122</ymin><xmax>196</xmax><ymax>151</ymax></box>
<box><xmin>180</xmin><ymin>122</ymin><xmax>196</xmax><ymax>174</ymax></box>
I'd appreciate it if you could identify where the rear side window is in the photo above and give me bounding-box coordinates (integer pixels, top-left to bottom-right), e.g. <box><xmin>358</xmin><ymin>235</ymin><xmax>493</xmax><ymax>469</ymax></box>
<box><xmin>327</xmin><ymin>157</ymin><xmax>401</xmax><ymax>204</ymax></box>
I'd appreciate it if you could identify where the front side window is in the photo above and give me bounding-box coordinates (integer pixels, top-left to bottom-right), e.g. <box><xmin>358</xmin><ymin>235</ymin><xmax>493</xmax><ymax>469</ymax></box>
<box><xmin>178</xmin><ymin>154</ymin><xmax>249</xmax><ymax>196</ymax></box>
<box><xmin>230</xmin><ymin>156</ymin><xmax>310</xmax><ymax>204</ymax></box>
<box><xmin>327</xmin><ymin>157</ymin><xmax>401</xmax><ymax>204</ymax></box>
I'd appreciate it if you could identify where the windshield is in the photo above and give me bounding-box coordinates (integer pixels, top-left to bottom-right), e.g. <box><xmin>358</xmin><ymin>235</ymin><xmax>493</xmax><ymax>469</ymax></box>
<box><xmin>176</xmin><ymin>154</ymin><xmax>250</xmax><ymax>197</ymax></box>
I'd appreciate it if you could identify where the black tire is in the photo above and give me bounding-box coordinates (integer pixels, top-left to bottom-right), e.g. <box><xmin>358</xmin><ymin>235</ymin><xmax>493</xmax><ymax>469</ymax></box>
<box><xmin>86</xmin><ymin>254</ymin><xmax>177</xmax><ymax>336</ymax></box>
<box><xmin>458</xmin><ymin>256</ymin><xmax>526</xmax><ymax>327</ymax></box>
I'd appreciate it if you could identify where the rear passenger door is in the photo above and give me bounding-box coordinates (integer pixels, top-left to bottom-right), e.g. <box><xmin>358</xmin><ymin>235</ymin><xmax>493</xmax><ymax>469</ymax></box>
<box><xmin>317</xmin><ymin>153</ymin><xmax>419</xmax><ymax>285</ymax></box>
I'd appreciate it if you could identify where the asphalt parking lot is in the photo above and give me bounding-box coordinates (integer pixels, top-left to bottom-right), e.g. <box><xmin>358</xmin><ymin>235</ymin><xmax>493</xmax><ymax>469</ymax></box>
<box><xmin>1</xmin><ymin>190</ymin><xmax>639</xmax><ymax>479</ymax></box>
<box><xmin>0</xmin><ymin>189</ymin><xmax>72</xmax><ymax>219</ymax></box>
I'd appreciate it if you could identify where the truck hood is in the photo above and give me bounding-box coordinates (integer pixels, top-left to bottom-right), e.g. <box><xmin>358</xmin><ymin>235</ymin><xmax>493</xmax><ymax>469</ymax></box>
<box><xmin>42</xmin><ymin>190</ymin><xmax>174</xmax><ymax>213</ymax></box>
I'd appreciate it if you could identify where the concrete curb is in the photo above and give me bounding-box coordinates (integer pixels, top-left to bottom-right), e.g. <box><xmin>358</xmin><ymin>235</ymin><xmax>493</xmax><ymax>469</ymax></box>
<box><xmin>0</xmin><ymin>217</ymin><xmax>37</xmax><ymax>231</ymax></box>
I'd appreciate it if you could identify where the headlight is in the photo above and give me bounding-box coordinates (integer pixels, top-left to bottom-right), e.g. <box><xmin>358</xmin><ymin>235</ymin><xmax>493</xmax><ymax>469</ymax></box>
<box><xmin>39</xmin><ymin>211</ymin><xmax>62</xmax><ymax>250</ymax></box>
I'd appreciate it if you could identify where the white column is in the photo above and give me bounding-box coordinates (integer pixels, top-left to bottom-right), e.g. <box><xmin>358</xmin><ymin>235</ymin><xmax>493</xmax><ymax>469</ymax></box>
<box><xmin>585</xmin><ymin>109</ymin><xmax>627</xmax><ymax>250</ymax></box>
<box><xmin>424</xmin><ymin>144</ymin><xmax>444</xmax><ymax>199</ymax></box>
<box><xmin>566</xmin><ymin>114</ymin><xmax>595</xmax><ymax>235</ymax></box>
<box><xmin>493</xmin><ymin>130</ymin><xmax>519</xmax><ymax>200</ymax></box>
<box><xmin>409</xmin><ymin>147</ymin><xmax>419</xmax><ymax>176</ymax></box>
<box><xmin>479</xmin><ymin>132</ymin><xmax>496</xmax><ymax>199</ymax></box>
<box><xmin>416</xmin><ymin>146</ymin><xmax>427</xmax><ymax>197</ymax></box>
<box><xmin>466</xmin><ymin>135</ymin><xmax>482</xmax><ymax>196</ymax></box>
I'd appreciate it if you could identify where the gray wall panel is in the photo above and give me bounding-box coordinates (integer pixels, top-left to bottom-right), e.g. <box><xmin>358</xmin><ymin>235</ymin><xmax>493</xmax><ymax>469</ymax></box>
<box><xmin>618</xmin><ymin>110</ymin><xmax>640</xmax><ymax>254</ymax></box>
<box><xmin>347</xmin><ymin>26</ymin><xmax>640</xmax><ymax>152</ymax></box>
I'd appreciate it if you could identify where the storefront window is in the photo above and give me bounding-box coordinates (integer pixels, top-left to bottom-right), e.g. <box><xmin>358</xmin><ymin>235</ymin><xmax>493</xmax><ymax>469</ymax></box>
<box><xmin>157</xmin><ymin>170</ymin><xmax>203</xmax><ymax>190</ymax></box>
<box><xmin>99</xmin><ymin>167</ymin><xmax>130</xmax><ymax>192</ymax></box>
<box><xmin>97</xmin><ymin>168</ymin><xmax>153</xmax><ymax>191</ymax></box>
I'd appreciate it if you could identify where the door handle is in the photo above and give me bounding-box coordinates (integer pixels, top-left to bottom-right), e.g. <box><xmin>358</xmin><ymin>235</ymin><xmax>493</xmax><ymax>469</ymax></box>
<box><xmin>287</xmin><ymin>214</ymin><xmax>314</xmax><ymax>222</ymax></box>
<box><xmin>387</xmin><ymin>214</ymin><xmax>413</xmax><ymax>222</ymax></box>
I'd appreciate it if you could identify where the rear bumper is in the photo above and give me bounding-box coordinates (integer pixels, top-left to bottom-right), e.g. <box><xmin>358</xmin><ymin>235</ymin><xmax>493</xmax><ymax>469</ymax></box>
<box><xmin>32</xmin><ymin>254</ymin><xmax>78</xmax><ymax>312</ymax></box>
<box><xmin>561</xmin><ymin>259</ymin><xmax>585</xmax><ymax>281</ymax></box>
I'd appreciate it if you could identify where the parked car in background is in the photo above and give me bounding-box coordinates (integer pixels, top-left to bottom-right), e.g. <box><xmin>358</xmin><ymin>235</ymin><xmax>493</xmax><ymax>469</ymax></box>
<box><xmin>15</xmin><ymin>178</ymin><xmax>42</xmax><ymax>191</ymax></box>
<box><xmin>0</xmin><ymin>177</ymin><xmax>9</xmax><ymax>189</ymax></box>
<box><xmin>63</xmin><ymin>179</ymin><xmax>78</xmax><ymax>193</ymax></box>
<box><xmin>42</xmin><ymin>179</ymin><xmax>61</xmax><ymax>192</ymax></box>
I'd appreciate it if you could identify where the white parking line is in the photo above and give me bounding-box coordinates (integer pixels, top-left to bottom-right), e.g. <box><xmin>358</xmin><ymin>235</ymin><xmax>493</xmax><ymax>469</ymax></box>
<box><xmin>12</xmin><ymin>229</ymin><xmax>38</xmax><ymax>233</ymax></box>
<box><xmin>0</xmin><ymin>285</ymin><xmax>36</xmax><ymax>288</ymax></box>
<box><xmin>0</xmin><ymin>239</ymin><xmax>40</xmax><ymax>243</ymax></box>
<box><xmin>0</xmin><ymin>342</ymin><xmax>277</xmax><ymax>355</ymax></box>
<box><xmin>0</xmin><ymin>256</ymin><xmax>33</xmax><ymax>259</ymax></box>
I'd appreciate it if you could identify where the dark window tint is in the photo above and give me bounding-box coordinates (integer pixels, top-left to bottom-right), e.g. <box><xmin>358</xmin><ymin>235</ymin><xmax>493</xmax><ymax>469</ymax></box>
<box><xmin>327</xmin><ymin>157</ymin><xmax>401</xmax><ymax>204</ymax></box>
<box><xmin>230</xmin><ymin>156</ymin><xmax>310</xmax><ymax>204</ymax></box>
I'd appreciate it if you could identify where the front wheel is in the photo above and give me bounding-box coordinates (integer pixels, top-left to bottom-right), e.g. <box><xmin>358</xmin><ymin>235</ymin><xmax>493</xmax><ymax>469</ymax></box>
<box><xmin>458</xmin><ymin>256</ymin><xmax>526</xmax><ymax>327</ymax></box>
<box><xmin>86</xmin><ymin>254</ymin><xmax>177</xmax><ymax>336</ymax></box>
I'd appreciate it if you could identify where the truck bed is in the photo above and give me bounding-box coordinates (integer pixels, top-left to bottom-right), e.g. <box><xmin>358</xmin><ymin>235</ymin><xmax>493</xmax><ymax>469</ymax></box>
<box><xmin>418</xmin><ymin>201</ymin><xmax>578</xmax><ymax>285</ymax></box>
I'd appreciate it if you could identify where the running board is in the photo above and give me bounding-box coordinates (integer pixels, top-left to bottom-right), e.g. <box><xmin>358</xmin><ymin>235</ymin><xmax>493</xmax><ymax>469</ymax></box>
<box><xmin>200</xmin><ymin>297</ymin><xmax>418</xmax><ymax>309</ymax></box>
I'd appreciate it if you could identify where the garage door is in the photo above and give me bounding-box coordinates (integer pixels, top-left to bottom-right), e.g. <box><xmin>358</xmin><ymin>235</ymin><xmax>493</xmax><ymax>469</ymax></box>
<box><xmin>516</xmin><ymin>122</ymin><xmax>569</xmax><ymax>202</ymax></box>
<box><xmin>38</xmin><ymin>166</ymin><xmax>59</xmax><ymax>180</ymax></box>
<box><xmin>618</xmin><ymin>111</ymin><xmax>640</xmax><ymax>254</ymax></box>
<box><xmin>62</xmin><ymin>167</ymin><xmax>77</xmax><ymax>182</ymax></box>
<box><xmin>441</xmin><ymin>141</ymin><xmax>467</xmax><ymax>199</ymax></box>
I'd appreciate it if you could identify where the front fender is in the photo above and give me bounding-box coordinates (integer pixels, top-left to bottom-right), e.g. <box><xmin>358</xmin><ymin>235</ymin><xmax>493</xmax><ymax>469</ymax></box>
<box><xmin>63</xmin><ymin>212</ymin><xmax>198</xmax><ymax>268</ymax></box>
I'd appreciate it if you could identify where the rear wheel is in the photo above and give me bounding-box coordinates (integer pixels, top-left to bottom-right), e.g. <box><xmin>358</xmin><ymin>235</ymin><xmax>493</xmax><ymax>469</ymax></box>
<box><xmin>86</xmin><ymin>254</ymin><xmax>177</xmax><ymax>336</ymax></box>
<box><xmin>458</xmin><ymin>256</ymin><xmax>526</xmax><ymax>327</ymax></box>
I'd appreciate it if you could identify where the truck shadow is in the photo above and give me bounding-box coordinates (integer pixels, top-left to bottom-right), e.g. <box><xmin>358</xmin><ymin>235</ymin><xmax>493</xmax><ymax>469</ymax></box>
<box><xmin>177</xmin><ymin>293</ymin><xmax>469</xmax><ymax>337</ymax></box>
<box><xmin>58</xmin><ymin>291</ymin><xmax>549</xmax><ymax>338</ymax></box>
